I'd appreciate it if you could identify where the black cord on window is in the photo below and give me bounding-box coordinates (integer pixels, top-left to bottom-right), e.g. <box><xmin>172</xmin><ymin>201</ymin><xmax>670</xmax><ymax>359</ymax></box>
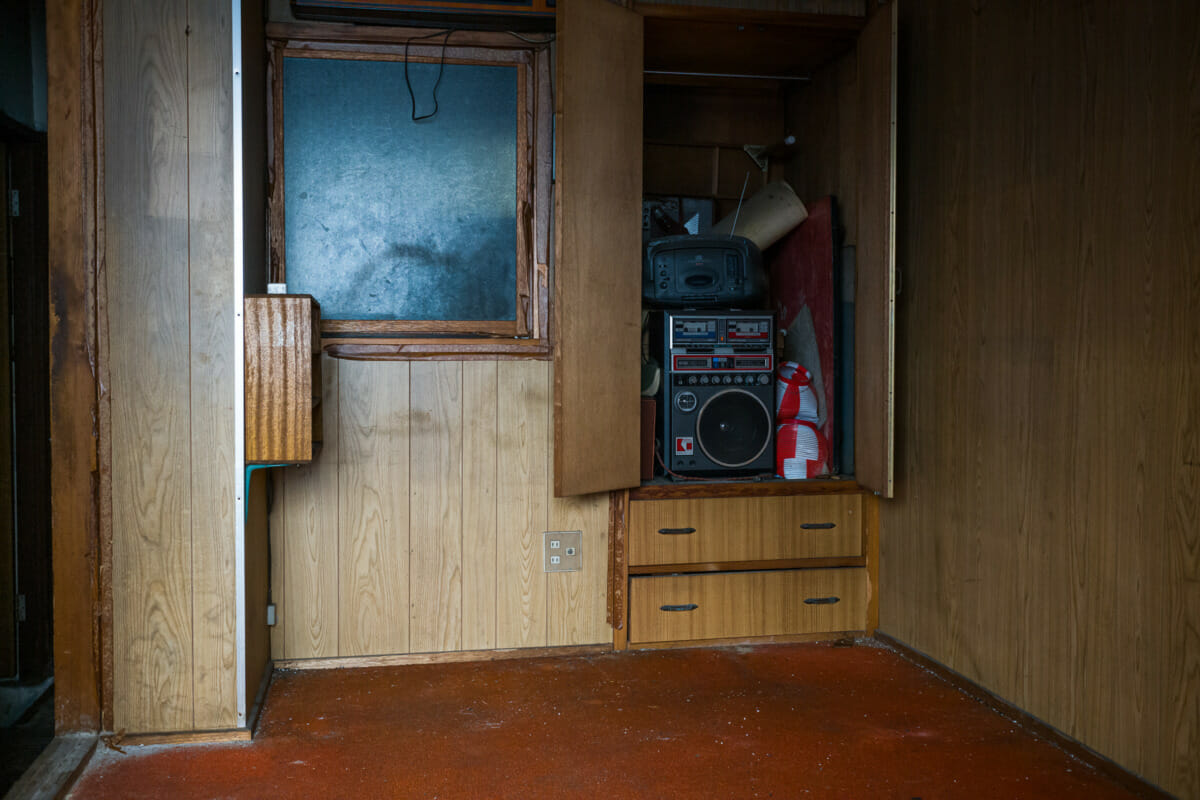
<box><xmin>404</xmin><ymin>28</ymin><xmax>458</xmax><ymax>122</ymax></box>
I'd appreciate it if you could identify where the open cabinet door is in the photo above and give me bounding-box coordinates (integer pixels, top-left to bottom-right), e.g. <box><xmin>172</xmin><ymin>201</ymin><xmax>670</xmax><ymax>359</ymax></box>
<box><xmin>854</xmin><ymin>1</ymin><xmax>897</xmax><ymax>498</ymax></box>
<box><xmin>554</xmin><ymin>0</ymin><xmax>643</xmax><ymax>497</ymax></box>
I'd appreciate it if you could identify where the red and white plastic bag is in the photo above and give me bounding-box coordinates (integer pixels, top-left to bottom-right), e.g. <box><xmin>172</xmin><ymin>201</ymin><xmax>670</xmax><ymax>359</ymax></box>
<box><xmin>776</xmin><ymin>419</ymin><xmax>829</xmax><ymax>480</ymax></box>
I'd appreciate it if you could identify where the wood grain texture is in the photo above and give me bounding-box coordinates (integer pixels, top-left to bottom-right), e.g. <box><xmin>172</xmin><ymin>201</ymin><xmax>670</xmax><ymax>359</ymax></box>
<box><xmin>553</xmin><ymin>0</ymin><xmax>643</xmax><ymax>496</ymax></box>
<box><xmin>245</xmin><ymin>296</ymin><xmax>319</xmax><ymax>463</ymax></box>
<box><xmin>628</xmin><ymin>494</ymin><xmax>863</xmax><ymax>566</ymax></box>
<box><xmin>461</xmin><ymin>361</ymin><xmax>499</xmax><ymax>651</ymax></box>
<box><xmin>48</xmin><ymin>0</ymin><xmax>103</xmax><ymax>732</ymax></box>
<box><xmin>409</xmin><ymin>362</ymin><xmax>464</xmax><ymax>652</ymax></box>
<box><xmin>881</xmin><ymin>1</ymin><xmax>1200</xmax><ymax>796</ymax></box>
<box><xmin>547</xmin><ymin>371</ymin><xmax>611</xmax><ymax>646</ymax></box>
<box><xmin>850</xmin><ymin>0</ymin><xmax>896</xmax><ymax>497</ymax></box>
<box><xmin>274</xmin><ymin>359</ymin><xmax>611</xmax><ymax>661</ymax></box>
<box><xmin>187</xmin><ymin>0</ymin><xmax>238</xmax><ymax>730</ymax></box>
<box><xmin>338</xmin><ymin>359</ymin><xmax>410</xmax><ymax>656</ymax></box>
<box><xmin>280</xmin><ymin>355</ymin><xmax>340</xmax><ymax>658</ymax></box>
<box><xmin>104</xmin><ymin>0</ymin><xmax>195</xmax><ymax>733</ymax></box>
<box><xmin>496</xmin><ymin>360</ymin><xmax>550</xmax><ymax>648</ymax></box>
<box><xmin>628</xmin><ymin>568</ymin><xmax>868</xmax><ymax>644</ymax></box>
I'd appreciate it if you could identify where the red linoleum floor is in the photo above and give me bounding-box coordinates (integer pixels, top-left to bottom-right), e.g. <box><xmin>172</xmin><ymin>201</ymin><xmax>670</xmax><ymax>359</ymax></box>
<box><xmin>67</xmin><ymin>642</ymin><xmax>1147</xmax><ymax>799</ymax></box>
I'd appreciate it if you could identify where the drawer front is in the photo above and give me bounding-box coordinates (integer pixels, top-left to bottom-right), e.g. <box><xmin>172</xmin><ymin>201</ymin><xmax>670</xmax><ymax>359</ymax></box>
<box><xmin>628</xmin><ymin>568</ymin><xmax>868</xmax><ymax>644</ymax></box>
<box><xmin>628</xmin><ymin>494</ymin><xmax>863</xmax><ymax>566</ymax></box>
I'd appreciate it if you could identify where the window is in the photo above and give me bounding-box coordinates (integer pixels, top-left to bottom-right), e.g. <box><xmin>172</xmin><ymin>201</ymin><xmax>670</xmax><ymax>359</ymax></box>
<box><xmin>268</xmin><ymin>28</ymin><xmax>553</xmax><ymax>356</ymax></box>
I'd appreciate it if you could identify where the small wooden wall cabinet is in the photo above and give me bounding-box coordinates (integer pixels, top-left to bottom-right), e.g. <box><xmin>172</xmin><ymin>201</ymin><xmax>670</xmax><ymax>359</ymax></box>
<box><xmin>245</xmin><ymin>294</ymin><xmax>322</xmax><ymax>464</ymax></box>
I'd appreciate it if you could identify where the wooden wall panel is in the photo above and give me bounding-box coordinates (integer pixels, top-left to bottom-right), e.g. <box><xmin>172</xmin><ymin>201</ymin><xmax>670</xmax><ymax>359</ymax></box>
<box><xmin>409</xmin><ymin>362</ymin><xmax>464</xmax><ymax>652</ymax></box>
<box><xmin>338</xmin><ymin>360</ymin><xmax>411</xmax><ymax>656</ymax></box>
<box><xmin>187</xmin><ymin>0</ymin><xmax>238</xmax><ymax>731</ymax></box>
<box><xmin>496</xmin><ymin>361</ymin><xmax>551</xmax><ymax>649</ymax></box>
<box><xmin>882</xmin><ymin>1</ymin><xmax>1200</xmax><ymax>796</ymax></box>
<box><xmin>280</xmin><ymin>355</ymin><xmax>340</xmax><ymax>658</ymax></box>
<box><xmin>275</xmin><ymin>359</ymin><xmax>610</xmax><ymax>661</ymax></box>
<box><xmin>105</xmin><ymin>0</ymin><xmax>195</xmax><ymax>733</ymax></box>
<box><xmin>461</xmin><ymin>362</ymin><xmax>499</xmax><ymax>650</ymax></box>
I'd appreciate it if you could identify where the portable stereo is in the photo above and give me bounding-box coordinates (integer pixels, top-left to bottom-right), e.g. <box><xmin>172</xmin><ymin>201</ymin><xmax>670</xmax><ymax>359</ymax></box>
<box><xmin>652</xmin><ymin>310</ymin><xmax>776</xmax><ymax>478</ymax></box>
<box><xmin>642</xmin><ymin>234</ymin><xmax>767</xmax><ymax>309</ymax></box>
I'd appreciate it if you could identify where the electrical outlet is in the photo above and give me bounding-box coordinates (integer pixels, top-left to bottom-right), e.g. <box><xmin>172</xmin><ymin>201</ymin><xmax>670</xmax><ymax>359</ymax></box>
<box><xmin>544</xmin><ymin>530</ymin><xmax>582</xmax><ymax>572</ymax></box>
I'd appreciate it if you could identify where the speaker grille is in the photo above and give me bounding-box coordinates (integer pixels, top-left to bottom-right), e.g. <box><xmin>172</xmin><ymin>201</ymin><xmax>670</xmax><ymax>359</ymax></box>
<box><xmin>695</xmin><ymin>388</ymin><xmax>772</xmax><ymax>468</ymax></box>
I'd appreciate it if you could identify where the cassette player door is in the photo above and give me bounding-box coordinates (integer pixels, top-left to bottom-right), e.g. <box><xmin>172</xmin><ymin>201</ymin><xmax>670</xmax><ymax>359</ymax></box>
<box><xmin>554</xmin><ymin>0</ymin><xmax>643</xmax><ymax>496</ymax></box>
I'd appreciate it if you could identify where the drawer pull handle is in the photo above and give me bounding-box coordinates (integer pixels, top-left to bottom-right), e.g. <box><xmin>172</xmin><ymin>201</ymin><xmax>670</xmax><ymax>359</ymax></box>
<box><xmin>800</xmin><ymin>522</ymin><xmax>836</xmax><ymax>530</ymax></box>
<box><xmin>803</xmin><ymin>596</ymin><xmax>841</xmax><ymax>605</ymax></box>
<box><xmin>660</xmin><ymin>603</ymin><xmax>699</xmax><ymax>612</ymax></box>
<box><xmin>658</xmin><ymin>527</ymin><xmax>697</xmax><ymax>536</ymax></box>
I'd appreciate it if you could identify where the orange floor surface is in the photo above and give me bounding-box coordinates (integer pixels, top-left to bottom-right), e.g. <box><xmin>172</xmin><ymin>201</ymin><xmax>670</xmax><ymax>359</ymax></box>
<box><xmin>67</xmin><ymin>642</ymin><xmax>1151</xmax><ymax>798</ymax></box>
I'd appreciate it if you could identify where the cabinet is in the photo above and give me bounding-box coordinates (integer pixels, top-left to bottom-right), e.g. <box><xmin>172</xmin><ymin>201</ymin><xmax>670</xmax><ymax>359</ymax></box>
<box><xmin>244</xmin><ymin>294</ymin><xmax>323</xmax><ymax>464</ymax></box>
<box><xmin>619</xmin><ymin>485</ymin><xmax>876</xmax><ymax>647</ymax></box>
<box><xmin>555</xmin><ymin>0</ymin><xmax>894</xmax><ymax>647</ymax></box>
<box><xmin>553</xmin><ymin>0</ymin><xmax>896</xmax><ymax>499</ymax></box>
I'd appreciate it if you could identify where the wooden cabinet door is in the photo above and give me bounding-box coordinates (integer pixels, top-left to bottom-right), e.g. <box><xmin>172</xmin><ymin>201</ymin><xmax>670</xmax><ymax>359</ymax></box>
<box><xmin>855</xmin><ymin>2</ymin><xmax>898</xmax><ymax>498</ymax></box>
<box><xmin>553</xmin><ymin>0</ymin><xmax>644</xmax><ymax>496</ymax></box>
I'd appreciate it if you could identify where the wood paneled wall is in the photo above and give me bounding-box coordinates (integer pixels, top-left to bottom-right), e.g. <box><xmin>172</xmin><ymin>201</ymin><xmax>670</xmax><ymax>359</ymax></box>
<box><xmin>881</xmin><ymin>1</ymin><xmax>1200</xmax><ymax>796</ymax></box>
<box><xmin>270</xmin><ymin>358</ymin><xmax>611</xmax><ymax>661</ymax></box>
<box><xmin>104</xmin><ymin>0</ymin><xmax>239</xmax><ymax>733</ymax></box>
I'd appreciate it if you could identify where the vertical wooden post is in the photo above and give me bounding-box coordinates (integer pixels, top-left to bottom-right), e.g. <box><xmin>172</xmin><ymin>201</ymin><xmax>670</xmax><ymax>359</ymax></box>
<box><xmin>47</xmin><ymin>0</ymin><xmax>103</xmax><ymax>733</ymax></box>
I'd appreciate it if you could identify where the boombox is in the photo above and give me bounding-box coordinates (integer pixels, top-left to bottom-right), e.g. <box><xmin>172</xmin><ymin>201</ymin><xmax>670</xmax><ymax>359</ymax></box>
<box><xmin>653</xmin><ymin>311</ymin><xmax>776</xmax><ymax>478</ymax></box>
<box><xmin>643</xmin><ymin>235</ymin><xmax>767</xmax><ymax>308</ymax></box>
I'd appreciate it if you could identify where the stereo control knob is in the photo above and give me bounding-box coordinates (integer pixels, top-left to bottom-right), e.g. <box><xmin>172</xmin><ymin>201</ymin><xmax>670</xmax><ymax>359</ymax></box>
<box><xmin>758</xmin><ymin>374</ymin><xmax>770</xmax><ymax>384</ymax></box>
<box><xmin>659</xmin><ymin>281</ymin><xmax>668</xmax><ymax>289</ymax></box>
<box><xmin>687</xmin><ymin>376</ymin><xmax>698</xmax><ymax>385</ymax></box>
<box><xmin>699</xmin><ymin>375</ymin><xmax>710</xmax><ymax>385</ymax></box>
<box><xmin>722</xmin><ymin>375</ymin><xmax>733</xmax><ymax>384</ymax></box>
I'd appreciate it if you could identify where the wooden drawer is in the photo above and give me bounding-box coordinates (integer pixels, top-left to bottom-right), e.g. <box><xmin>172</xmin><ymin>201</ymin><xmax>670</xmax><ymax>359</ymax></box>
<box><xmin>628</xmin><ymin>494</ymin><xmax>863</xmax><ymax>567</ymax></box>
<box><xmin>628</xmin><ymin>568</ymin><xmax>868</xmax><ymax>645</ymax></box>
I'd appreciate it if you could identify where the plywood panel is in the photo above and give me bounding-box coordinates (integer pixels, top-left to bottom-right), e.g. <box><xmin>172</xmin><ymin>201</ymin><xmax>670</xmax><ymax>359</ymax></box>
<box><xmin>187</xmin><ymin>0</ymin><xmax>238</xmax><ymax>730</ymax></box>
<box><xmin>280</xmin><ymin>355</ymin><xmax>340</xmax><ymax>658</ymax></box>
<box><xmin>338</xmin><ymin>360</ymin><xmax>410</xmax><ymax>656</ymax></box>
<box><xmin>47</xmin><ymin>0</ymin><xmax>103</xmax><ymax>732</ymax></box>
<box><xmin>105</xmin><ymin>0</ymin><xmax>194</xmax><ymax>733</ymax></box>
<box><xmin>496</xmin><ymin>360</ymin><xmax>550</xmax><ymax>648</ymax></box>
<box><xmin>547</xmin><ymin>362</ymin><xmax>611</xmax><ymax>646</ymax></box>
<box><xmin>554</xmin><ymin>0</ymin><xmax>643</xmax><ymax>496</ymax></box>
<box><xmin>882</xmin><ymin>1</ymin><xmax>1200</xmax><ymax>796</ymax></box>
<box><xmin>409</xmin><ymin>362</ymin><xmax>463</xmax><ymax>652</ymax></box>
<box><xmin>277</xmin><ymin>358</ymin><xmax>612</xmax><ymax>659</ymax></box>
<box><xmin>852</xmin><ymin>0</ymin><xmax>895</xmax><ymax>498</ymax></box>
<box><xmin>461</xmin><ymin>362</ymin><xmax>499</xmax><ymax>651</ymax></box>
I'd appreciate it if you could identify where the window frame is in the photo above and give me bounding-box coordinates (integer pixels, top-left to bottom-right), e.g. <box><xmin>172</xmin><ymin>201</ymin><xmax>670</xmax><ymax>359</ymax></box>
<box><xmin>266</xmin><ymin>24</ymin><xmax>554</xmax><ymax>359</ymax></box>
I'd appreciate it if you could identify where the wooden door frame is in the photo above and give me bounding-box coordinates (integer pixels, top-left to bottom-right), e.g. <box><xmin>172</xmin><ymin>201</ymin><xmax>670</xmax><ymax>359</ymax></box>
<box><xmin>47</xmin><ymin>0</ymin><xmax>105</xmax><ymax>733</ymax></box>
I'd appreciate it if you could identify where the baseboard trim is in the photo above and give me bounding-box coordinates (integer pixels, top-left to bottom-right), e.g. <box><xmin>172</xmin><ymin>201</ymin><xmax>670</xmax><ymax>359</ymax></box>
<box><xmin>274</xmin><ymin>643</ymin><xmax>612</xmax><ymax>671</ymax></box>
<box><xmin>873</xmin><ymin>632</ymin><xmax>1173</xmax><ymax>800</ymax></box>
<box><xmin>111</xmin><ymin>727</ymin><xmax>254</xmax><ymax>747</ymax></box>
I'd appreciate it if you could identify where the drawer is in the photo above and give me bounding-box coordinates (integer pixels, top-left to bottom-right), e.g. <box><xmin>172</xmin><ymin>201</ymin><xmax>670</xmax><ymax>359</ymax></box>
<box><xmin>628</xmin><ymin>494</ymin><xmax>863</xmax><ymax>566</ymax></box>
<box><xmin>628</xmin><ymin>568</ymin><xmax>868</xmax><ymax>644</ymax></box>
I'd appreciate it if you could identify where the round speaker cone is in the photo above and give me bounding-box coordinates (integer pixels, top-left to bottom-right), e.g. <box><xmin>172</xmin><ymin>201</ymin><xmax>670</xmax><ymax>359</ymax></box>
<box><xmin>695</xmin><ymin>388</ymin><xmax>772</xmax><ymax>468</ymax></box>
